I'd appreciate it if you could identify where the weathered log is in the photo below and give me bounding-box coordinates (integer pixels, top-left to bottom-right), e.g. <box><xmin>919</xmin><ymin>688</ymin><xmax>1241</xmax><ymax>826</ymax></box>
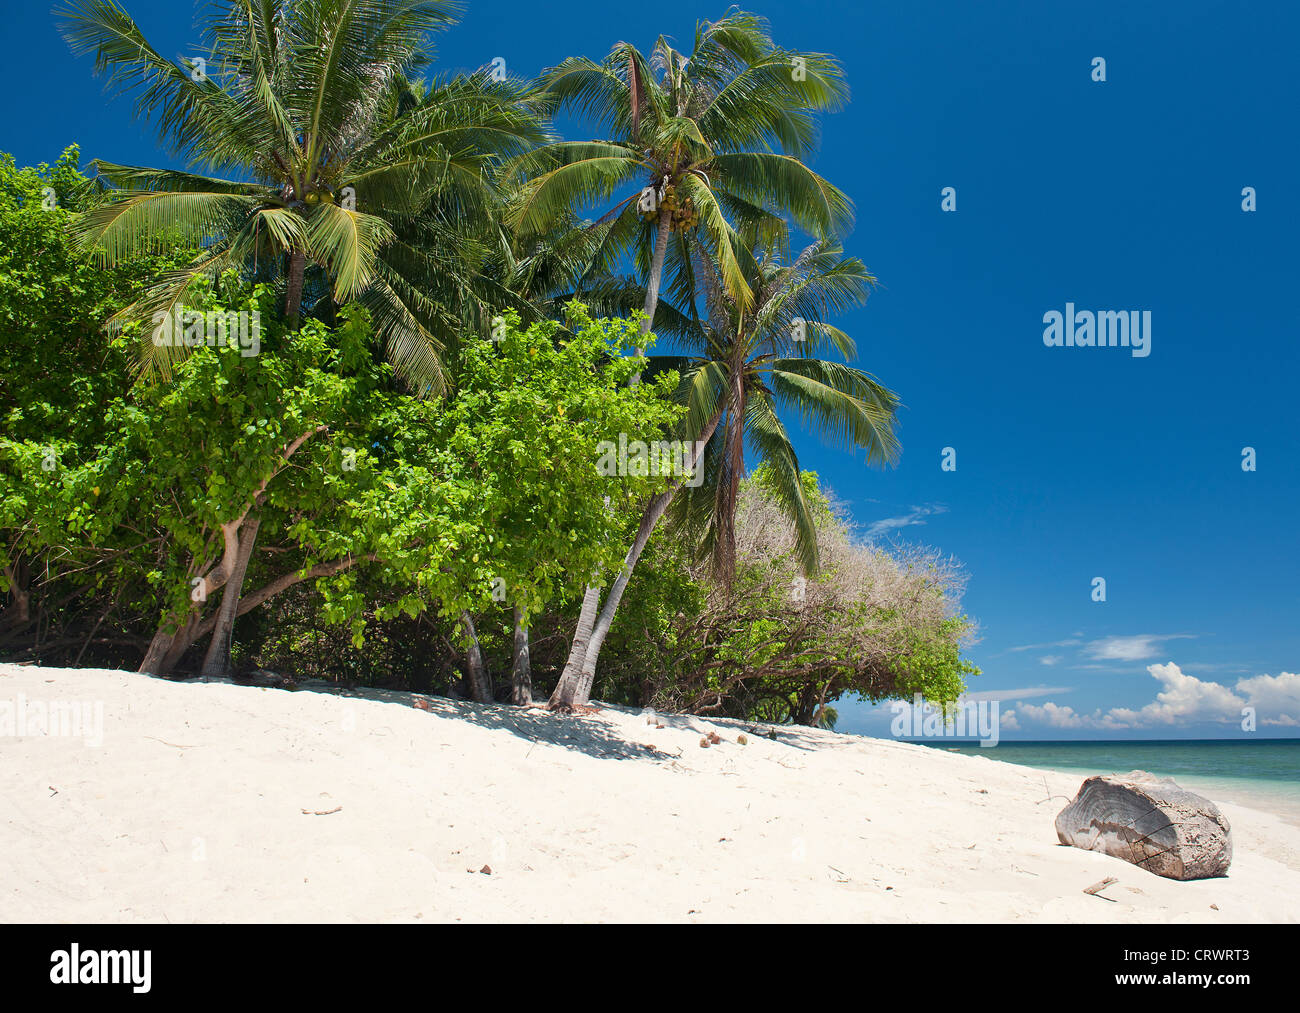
<box><xmin>1055</xmin><ymin>770</ymin><xmax>1232</xmax><ymax>880</ymax></box>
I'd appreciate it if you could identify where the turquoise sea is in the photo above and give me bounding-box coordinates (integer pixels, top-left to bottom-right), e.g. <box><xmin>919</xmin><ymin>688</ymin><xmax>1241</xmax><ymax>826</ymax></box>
<box><xmin>918</xmin><ymin>739</ymin><xmax>1300</xmax><ymax>825</ymax></box>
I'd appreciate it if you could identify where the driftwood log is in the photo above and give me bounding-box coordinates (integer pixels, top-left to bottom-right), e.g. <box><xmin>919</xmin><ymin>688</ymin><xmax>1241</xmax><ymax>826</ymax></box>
<box><xmin>1055</xmin><ymin>770</ymin><xmax>1232</xmax><ymax>880</ymax></box>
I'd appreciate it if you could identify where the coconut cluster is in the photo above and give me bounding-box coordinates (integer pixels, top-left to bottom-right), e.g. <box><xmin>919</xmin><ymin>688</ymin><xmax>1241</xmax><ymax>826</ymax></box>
<box><xmin>640</xmin><ymin>181</ymin><xmax>699</xmax><ymax>231</ymax></box>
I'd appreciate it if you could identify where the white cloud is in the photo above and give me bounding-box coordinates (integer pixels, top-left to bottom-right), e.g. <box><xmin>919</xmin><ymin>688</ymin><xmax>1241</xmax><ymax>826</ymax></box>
<box><xmin>1007</xmin><ymin>662</ymin><xmax>1300</xmax><ymax>731</ymax></box>
<box><xmin>864</xmin><ymin>503</ymin><xmax>948</xmax><ymax>539</ymax></box>
<box><xmin>1104</xmin><ymin>662</ymin><xmax>1245</xmax><ymax>726</ymax></box>
<box><xmin>1236</xmin><ymin>671</ymin><xmax>1300</xmax><ymax>727</ymax></box>
<box><xmin>1084</xmin><ymin>634</ymin><xmax>1196</xmax><ymax>662</ymax></box>
<box><xmin>963</xmin><ymin>686</ymin><xmax>1070</xmax><ymax>703</ymax></box>
<box><xmin>1012</xmin><ymin>701</ymin><xmax>1094</xmax><ymax>729</ymax></box>
<box><xmin>1005</xmin><ymin>639</ymin><xmax>1082</xmax><ymax>654</ymax></box>
<box><xmin>1039</xmin><ymin>655</ymin><xmax>1062</xmax><ymax>666</ymax></box>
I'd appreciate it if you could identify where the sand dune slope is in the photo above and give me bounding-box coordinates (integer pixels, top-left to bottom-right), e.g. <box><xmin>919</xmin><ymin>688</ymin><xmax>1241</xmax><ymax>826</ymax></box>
<box><xmin>2</xmin><ymin>663</ymin><xmax>1297</xmax><ymax>923</ymax></box>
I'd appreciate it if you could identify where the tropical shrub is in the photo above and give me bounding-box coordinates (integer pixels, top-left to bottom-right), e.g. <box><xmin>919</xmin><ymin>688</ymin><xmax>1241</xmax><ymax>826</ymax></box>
<box><xmin>595</xmin><ymin>465</ymin><xmax>979</xmax><ymax>725</ymax></box>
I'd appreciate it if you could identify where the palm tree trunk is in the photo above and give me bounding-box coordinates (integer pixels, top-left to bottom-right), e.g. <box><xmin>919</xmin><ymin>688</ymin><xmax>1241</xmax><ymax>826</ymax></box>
<box><xmin>284</xmin><ymin>250</ymin><xmax>307</xmax><ymax>324</ymax></box>
<box><xmin>571</xmin><ymin>412</ymin><xmax>722</xmax><ymax>705</ymax></box>
<box><xmin>635</xmin><ymin>204</ymin><xmax>673</xmax><ymax>360</ymax></box>
<box><xmin>714</xmin><ymin>365</ymin><xmax>747</xmax><ymax>583</ymax></box>
<box><xmin>549</xmin><ymin>585</ymin><xmax>602</xmax><ymax>709</ymax></box>
<box><xmin>573</xmin><ymin>489</ymin><xmax>673</xmax><ymax>703</ymax></box>
<box><xmin>511</xmin><ymin>603</ymin><xmax>532</xmax><ymax>705</ymax></box>
<box><xmin>551</xmin><ymin>206</ymin><xmax>674</xmax><ymax>709</ymax></box>
<box><xmin>462</xmin><ymin>611</ymin><xmax>493</xmax><ymax>703</ymax></box>
<box><xmin>199</xmin><ymin>515</ymin><xmax>261</xmax><ymax>679</ymax></box>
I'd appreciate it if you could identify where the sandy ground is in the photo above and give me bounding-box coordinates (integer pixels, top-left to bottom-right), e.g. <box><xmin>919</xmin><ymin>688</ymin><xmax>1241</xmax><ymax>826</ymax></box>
<box><xmin>3</xmin><ymin>662</ymin><xmax>1298</xmax><ymax>923</ymax></box>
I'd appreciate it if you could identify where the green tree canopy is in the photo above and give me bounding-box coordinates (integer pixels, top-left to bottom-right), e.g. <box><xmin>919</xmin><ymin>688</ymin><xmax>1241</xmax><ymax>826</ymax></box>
<box><xmin>58</xmin><ymin>0</ymin><xmax>549</xmax><ymax>389</ymax></box>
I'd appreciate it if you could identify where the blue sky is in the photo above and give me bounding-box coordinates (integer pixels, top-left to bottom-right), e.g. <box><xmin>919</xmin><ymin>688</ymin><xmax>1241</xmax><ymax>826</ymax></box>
<box><xmin>5</xmin><ymin>0</ymin><xmax>1296</xmax><ymax>738</ymax></box>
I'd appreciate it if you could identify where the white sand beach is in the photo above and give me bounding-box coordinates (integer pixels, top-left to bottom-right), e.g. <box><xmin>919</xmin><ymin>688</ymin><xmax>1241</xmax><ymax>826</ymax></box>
<box><xmin>3</xmin><ymin>662</ymin><xmax>1298</xmax><ymax>923</ymax></box>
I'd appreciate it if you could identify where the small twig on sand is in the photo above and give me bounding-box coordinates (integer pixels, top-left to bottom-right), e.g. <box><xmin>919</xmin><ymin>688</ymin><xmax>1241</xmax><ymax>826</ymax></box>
<box><xmin>143</xmin><ymin>736</ymin><xmax>196</xmax><ymax>749</ymax></box>
<box><xmin>1036</xmin><ymin>775</ymin><xmax>1072</xmax><ymax>806</ymax></box>
<box><xmin>1083</xmin><ymin>876</ymin><xmax>1118</xmax><ymax>900</ymax></box>
<box><xmin>300</xmin><ymin>806</ymin><xmax>342</xmax><ymax>816</ymax></box>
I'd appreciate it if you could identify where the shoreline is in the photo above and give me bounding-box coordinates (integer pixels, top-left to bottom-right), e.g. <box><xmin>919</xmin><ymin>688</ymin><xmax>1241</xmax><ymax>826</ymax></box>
<box><xmin>1027</xmin><ymin>766</ymin><xmax>1300</xmax><ymax>831</ymax></box>
<box><xmin>905</xmin><ymin>741</ymin><xmax>1300</xmax><ymax>829</ymax></box>
<box><xmin>3</xmin><ymin>662</ymin><xmax>1299</xmax><ymax>923</ymax></box>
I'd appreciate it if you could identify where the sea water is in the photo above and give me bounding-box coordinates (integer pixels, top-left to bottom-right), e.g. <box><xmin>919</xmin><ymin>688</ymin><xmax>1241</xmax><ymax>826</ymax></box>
<box><xmin>919</xmin><ymin>739</ymin><xmax>1300</xmax><ymax>825</ymax></box>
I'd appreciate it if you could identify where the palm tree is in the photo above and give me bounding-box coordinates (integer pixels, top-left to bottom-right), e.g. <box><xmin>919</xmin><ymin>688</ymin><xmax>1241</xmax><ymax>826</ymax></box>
<box><xmin>59</xmin><ymin>0</ymin><xmax>551</xmax><ymax>679</ymax></box>
<box><xmin>513</xmin><ymin>8</ymin><xmax>850</xmax><ymax>329</ymax></box>
<box><xmin>59</xmin><ymin>0</ymin><xmax>547</xmax><ymax>390</ymax></box>
<box><xmin>511</xmin><ymin>9</ymin><xmax>854</xmax><ymax>705</ymax></box>
<box><xmin>556</xmin><ymin>240</ymin><xmax>902</xmax><ymax>707</ymax></box>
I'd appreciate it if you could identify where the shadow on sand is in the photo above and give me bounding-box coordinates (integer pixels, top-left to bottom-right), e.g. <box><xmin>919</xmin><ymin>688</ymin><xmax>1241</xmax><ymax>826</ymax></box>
<box><xmin>152</xmin><ymin>671</ymin><xmax>666</xmax><ymax>763</ymax></box>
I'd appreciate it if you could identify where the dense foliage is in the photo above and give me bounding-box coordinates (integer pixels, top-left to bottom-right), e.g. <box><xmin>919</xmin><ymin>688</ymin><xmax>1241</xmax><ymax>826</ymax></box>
<box><xmin>2</xmin><ymin>4</ymin><xmax>981</xmax><ymax>725</ymax></box>
<box><xmin>596</xmin><ymin>466</ymin><xmax>979</xmax><ymax>726</ymax></box>
<box><xmin>2</xmin><ymin>227</ymin><xmax>680</xmax><ymax>685</ymax></box>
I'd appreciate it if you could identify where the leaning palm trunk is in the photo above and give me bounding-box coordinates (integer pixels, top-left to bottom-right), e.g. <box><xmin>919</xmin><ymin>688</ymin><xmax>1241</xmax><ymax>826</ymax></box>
<box><xmin>572</xmin><ymin>489</ymin><xmax>673</xmax><ymax>703</ymax></box>
<box><xmin>634</xmin><ymin>205</ymin><xmax>672</xmax><ymax>363</ymax></box>
<box><xmin>511</xmin><ymin>604</ymin><xmax>532</xmax><ymax>705</ymax></box>
<box><xmin>462</xmin><ymin>611</ymin><xmax>493</xmax><ymax>703</ymax></box>
<box><xmin>550</xmin><ymin>586</ymin><xmax>602</xmax><ymax>707</ymax></box>
<box><xmin>713</xmin><ymin>364</ymin><xmax>747</xmax><ymax>582</ymax></box>
<box><xmin>551</xmin><ymin>206</ymin><xmax>673</xmax><ymax>708</ymax></box>
<box><xmin>563</xmin><ymin>412</ymin><xmax>722</xmax><ymax>707</ymax></box>
<box><xmin>199</xmin><ymin>515</ymin><xmax>261</xmax><ymax>678</ymax></box>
